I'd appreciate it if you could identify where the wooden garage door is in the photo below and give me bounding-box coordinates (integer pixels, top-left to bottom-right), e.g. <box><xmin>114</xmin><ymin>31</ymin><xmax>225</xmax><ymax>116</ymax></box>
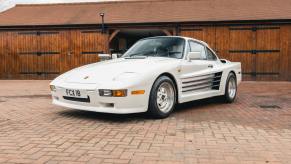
<box><xmin>180</xmin><ymin>27</ymin><xmax>216</xmax><ymax>49</ymax></box>
<box><xmin>79</xmin><ymin>30</ymin><xmax>108</xmax><ymax>66</ymax></box>
<box><xmin>56</xmin><ymin>30</ymin><xmax>109</xmax><ymax>74</ymax></box>
<box><xmin>1</xmin><ymin>32</ymin><xmax>17</xmax><ymax>79</ymax></box>
<box><xmin>0</xmin><ymin>32</ymin><xmax>6</xmax><ymax>78</ymax></box>
<box><xmin>255</xmin><ymin>27</ymin><xmax>280</xmax><ymax>80</ymax></box>
<box><xmin>228</xmin><ymin>26</ymin><xmax>281</xmax><ymax>80</ymax></box>
<box><xmin>17</xmin><ymin>31</ymin><xmax>60</xmax><ymax>79</ymax></box>
<box><xmin>17</xmin><ymin>32</ymin><xmax>39</xmax><ymax>77</ymax></box>
<box><xmin>229</xmin><ymin>26</ymin><xmax>255</xmax><ymax>80</ymax></box>
<box><xmin>38</xmin><ymin>31</ymin><xmax>61</xmax><ymax>77</ymax></box>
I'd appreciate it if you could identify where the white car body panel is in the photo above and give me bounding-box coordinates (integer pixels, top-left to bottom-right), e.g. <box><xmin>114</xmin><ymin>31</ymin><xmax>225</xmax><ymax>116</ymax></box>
<box><xmin>50</xmin><ymin>36</ymin><xmax>241</xmax><ymax>114</ymax></box>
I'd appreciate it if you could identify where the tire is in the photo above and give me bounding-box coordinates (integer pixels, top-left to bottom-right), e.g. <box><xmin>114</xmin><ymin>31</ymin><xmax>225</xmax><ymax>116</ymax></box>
<box><xmin>223</xmin><ymin>72</ymin><xmax>237</xmax><ymax>103</ymax></box>
<box><xmin>148</xmin><ymin>76</ymin><xmax>176</xmax><ymax>119</ymax></box>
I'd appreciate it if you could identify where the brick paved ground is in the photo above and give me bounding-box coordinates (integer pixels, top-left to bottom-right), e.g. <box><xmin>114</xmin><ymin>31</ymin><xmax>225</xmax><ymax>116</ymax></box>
<box><xmin>0</xmin><ymin>80</ymin><xmax>291</xmax><ymax>164</ymax></box>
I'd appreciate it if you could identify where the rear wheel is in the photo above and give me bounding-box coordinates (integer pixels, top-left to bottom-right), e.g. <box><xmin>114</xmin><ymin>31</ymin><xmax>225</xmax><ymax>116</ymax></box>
<box><xmin>148</xmin><ymin>76</ymin><xmax>176</xmax><ymax>119</ymax></box>
<box><xmin>223</xmin><ymin>72</ymin><xmax>237</xmax><ymax>103</ymax></box>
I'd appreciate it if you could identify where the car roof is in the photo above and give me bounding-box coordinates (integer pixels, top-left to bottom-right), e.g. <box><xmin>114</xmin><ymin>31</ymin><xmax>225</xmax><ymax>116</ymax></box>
<box><xmin>140</xmin><ymin>36</ymin><xmax>209</xmax><ymax>47</ymax></box>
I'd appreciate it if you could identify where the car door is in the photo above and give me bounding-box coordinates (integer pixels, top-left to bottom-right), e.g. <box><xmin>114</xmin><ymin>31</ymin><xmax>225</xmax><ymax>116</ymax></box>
<box><xmin>180</xmin><ymin>40</ymin><xmax>210</xmax><ymax>76</ymax></box>
<box><xmin>179</xmin><ymin>40</ymin><xmax>222</xmax><ymax>102</ymax></box>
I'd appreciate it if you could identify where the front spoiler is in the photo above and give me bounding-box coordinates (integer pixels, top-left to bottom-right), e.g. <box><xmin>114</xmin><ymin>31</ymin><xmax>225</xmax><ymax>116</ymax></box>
<box><xmin>52</xmin><ymin>99</ymin><xmax>147</xmax><ymax>114</ymax></box>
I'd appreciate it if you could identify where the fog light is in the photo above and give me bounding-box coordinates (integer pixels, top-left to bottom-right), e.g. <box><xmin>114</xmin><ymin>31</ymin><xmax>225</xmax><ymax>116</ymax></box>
<box><xmin>53</xmin><ymin>96</ymin><xmax>59</xmax><ymax>100</ymax></box>
<box><xmin>50</xmin><ymin>85</ymin><xmax>56</xmax><ymax>92</ymax></box>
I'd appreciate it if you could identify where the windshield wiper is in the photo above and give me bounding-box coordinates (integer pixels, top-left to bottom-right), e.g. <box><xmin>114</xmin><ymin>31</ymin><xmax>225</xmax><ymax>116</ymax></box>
<box><xmin>124</xmin><ymin>55</ymin><xmax>147</xmax><ymax>59</ymax></box>
<box><xmin>127</xmin><ymin>53</ymin><xmax>142</xmax><ymax>57</ymax></box>
<box><xmin>126</xmin><ymin>50</ymin><xmax>156</xmax><ymax>58</ymax></box>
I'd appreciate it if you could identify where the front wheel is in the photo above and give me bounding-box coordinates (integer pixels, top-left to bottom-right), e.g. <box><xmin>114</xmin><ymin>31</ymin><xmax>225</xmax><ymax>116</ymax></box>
<box><xmin>223</xmin><ymin>72</ymin><xmax>237</xmax><ymax>103</ymax></box>
<box><xmin>148</xmin><ymin>76</ymin><xmax>176</xmax><ymax>119</ymax></box>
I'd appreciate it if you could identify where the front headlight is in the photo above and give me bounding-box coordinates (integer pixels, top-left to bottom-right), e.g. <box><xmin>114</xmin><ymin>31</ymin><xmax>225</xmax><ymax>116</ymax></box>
<box><xmin>99</xmin><ymin>89</ymin><xmax>127</xmax><ymax>97</ymax></box>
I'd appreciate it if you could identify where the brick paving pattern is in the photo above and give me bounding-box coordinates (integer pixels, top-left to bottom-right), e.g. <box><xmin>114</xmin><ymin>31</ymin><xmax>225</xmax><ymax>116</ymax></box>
<box><xmin>0</xmin><ymin>80</ymin><xmax>290</xmax><ymax>164</ymax></box>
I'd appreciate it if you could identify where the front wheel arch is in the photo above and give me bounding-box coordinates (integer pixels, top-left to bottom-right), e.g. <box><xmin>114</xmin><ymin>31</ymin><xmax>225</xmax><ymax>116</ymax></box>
<box><xmin>147</xmin><ymin>74</ymin><xmax>177</xmax><ymax>118</ymax></box>
<box><xmin>155</xmin><ymin>73</ymin><xmax>179</xmax><ymax>103</ymax></box>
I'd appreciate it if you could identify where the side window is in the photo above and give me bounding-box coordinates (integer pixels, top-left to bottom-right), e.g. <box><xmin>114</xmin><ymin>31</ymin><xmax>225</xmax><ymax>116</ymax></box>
<box><xmin>206</xmin><ymin>47</ymin><xmax>217</xmax><ymax>61</ymax></box>
<box><xmin>189</xmin><ymin>41</ymin><xmax>207</xmax><ymax>60</ymax></box>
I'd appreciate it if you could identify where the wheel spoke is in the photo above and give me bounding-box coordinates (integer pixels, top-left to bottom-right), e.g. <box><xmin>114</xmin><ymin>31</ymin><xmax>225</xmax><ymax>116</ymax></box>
<box><xmin>156</xmin><ymin>82</ymin><xmax>175</xmax><ymax>113</ymax></box>
<box><xmin>228</xmin><ymin>77</ymin><xmax>236</xmax><ymax>99</ymax></box>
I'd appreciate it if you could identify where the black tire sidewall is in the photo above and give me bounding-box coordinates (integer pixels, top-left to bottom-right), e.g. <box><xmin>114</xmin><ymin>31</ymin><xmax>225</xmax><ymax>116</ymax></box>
<box><xmin>224</xmin><ymin>73</ymin><xmax>237</xmax><ymax>103</ymax></box>
<box><xmin>148</xmin><ymin>76</ymin><xmax>176</xmax><ymax>118</ymax></box>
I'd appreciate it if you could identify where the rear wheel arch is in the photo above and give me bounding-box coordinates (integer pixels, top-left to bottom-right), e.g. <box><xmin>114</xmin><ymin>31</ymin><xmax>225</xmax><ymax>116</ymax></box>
<box><xmin>229</xmin><ymin>70</ymin><xmax>236</xmax><ymax>79</ymax></box>
<box><xmin>222</xmin><ymin>71</ymin><xmax>237</xmax><ymax>103</ymax></box>
<box><xmin>228</xmin><ymin>70</ymin><xmax>237</xmax><ymax>85</ymax></box>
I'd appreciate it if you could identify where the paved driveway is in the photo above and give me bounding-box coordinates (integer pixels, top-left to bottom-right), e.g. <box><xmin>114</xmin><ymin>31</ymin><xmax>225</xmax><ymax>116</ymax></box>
<box><xmin>0</xmin><ymin>81</ymin><xmax>290</xmax><ymax>164</ymax></box>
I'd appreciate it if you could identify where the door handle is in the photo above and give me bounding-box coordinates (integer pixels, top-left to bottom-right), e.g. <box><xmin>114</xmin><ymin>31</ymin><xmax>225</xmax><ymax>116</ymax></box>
<box><xmin>208</xmin><ymin>65</ymin><xmax>213</xmax><ymax>68</ymax></box>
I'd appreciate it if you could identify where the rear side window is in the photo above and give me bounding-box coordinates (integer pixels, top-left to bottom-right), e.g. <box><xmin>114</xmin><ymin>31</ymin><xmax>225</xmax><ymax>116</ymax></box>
<box><xmin>188</xmin><ymin>41</ymin><xmax>207</xmax><ymax>60</ymax></box>
<box><xmin>206</xmin><ymin>47</ymin><xmax>217</xmax><ymax>61</ymax></box>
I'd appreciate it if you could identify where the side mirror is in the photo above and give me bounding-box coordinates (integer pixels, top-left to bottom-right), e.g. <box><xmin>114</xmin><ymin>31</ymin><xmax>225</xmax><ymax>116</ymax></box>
<box><xmin>220</xmin><ymin>59</ymin><xmax>229</xmax><ymax>64</ymax></box>
<box><xmin>187</xmin><ymin>52</ymin><xmax>201</xmax><ymax>61</ymax></box>
<box><xmin>112</xmin><ymin>53</ymin><xmax>118</xmax><ymax>59</ymax></box>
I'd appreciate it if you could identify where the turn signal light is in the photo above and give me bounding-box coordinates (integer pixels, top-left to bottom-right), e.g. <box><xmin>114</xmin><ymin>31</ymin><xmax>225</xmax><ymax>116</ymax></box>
<box><xmin>131</xmin><ymin>90</ymin><xmax>145</xmax><ymax>95</ymax></box>
<box><xmin>113</xmin><ymin>90</ymin><xmax>127</xmax><ymax>97</ymax></box>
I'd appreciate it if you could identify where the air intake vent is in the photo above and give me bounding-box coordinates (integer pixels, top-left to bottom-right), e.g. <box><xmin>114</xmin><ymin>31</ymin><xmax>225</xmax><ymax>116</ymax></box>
<box><xmin>181</xmin><ymin>72</ymin><xmax>223</xmax><ymax>93</ymax></box>
<box><xmin>212</xmin><ymin>72</ymin><xmax>222</xmax><ymax>90</ymax></box>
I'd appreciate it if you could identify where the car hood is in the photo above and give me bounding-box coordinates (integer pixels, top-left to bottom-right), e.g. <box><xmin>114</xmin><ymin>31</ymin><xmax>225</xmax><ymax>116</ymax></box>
<box><xmin>61</xmin><ymin>57</ymin><xmax>180</xmax><ymax>84</ymax></box>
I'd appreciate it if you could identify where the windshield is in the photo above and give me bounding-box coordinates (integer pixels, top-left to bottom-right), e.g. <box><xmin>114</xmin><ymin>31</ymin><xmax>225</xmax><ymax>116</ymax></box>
<box><xmin>122</xmin><ymin>37</ymin><xmax>185</xmax><ymax>59</ymax></box>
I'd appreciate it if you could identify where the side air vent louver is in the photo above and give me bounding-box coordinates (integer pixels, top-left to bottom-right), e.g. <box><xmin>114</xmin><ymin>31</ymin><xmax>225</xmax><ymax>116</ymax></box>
<box><xmin>181</xmin><ymin>72</ymin><xmax>223</xmax><ymax>93</ymax></box>
<box><xmin>212</xmin><ymin>72</ymin><xmax>222</xmax><ymax>90</ymax></box>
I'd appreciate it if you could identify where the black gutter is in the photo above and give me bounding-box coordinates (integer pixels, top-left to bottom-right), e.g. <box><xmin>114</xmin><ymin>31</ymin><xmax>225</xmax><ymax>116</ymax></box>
<box><xmin>0</xmin><ymin>19</ymin><xmax>291</xmax><ymax>31</ymax></box>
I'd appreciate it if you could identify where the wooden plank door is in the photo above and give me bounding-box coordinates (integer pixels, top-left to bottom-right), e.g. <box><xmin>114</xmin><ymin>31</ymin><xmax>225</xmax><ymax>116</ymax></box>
<box><xmin>16</xmin><ymin>32</ymin><xmax>40</xmax><ymax>79</ymax></box>
<box><xmin>0</xmin><ymin>32</ymin><xmax>6</xmax><ymax>79</ymax></box>
<box><xmin>228</xmin><ymin>27</ymin><xmax>255</xmax><ymax>80</ymax></box>
<box><xmin>60</xmin><ymin>30</ymin><xmax>76</xmax><ymax>73</ymax></box>
<box><xmin>79</xmin><ymin>30</ymin><xmax>108</xmax><ymax>66</ymax></box>
<box><xmin>180</xmin><ymin>27</ymin><xmax>216</xmax><ymax>48</ymax></box>
<box><xmin>38</xmin><ymin>31</ymin><xmax>61</xmax><ymax>79</ymax></box>
<box><xmin>255</xmin><ymin>27</ymin><xmax>280</xmax><ymax>80</ymax></box>
<box><xmin>215</xmin><ymin>26</ymin><xmax>230</xmax><ymax>60</ymax></box>
<box><xmin>16</xmin><ymin>31</ymin><xmax>62</xmax><ymax>79</ymax></box>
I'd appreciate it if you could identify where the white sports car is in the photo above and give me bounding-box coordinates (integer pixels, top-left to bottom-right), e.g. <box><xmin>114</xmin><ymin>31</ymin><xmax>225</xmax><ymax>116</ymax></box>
<box><xmin>50</xmin><ymin>36</ymin><xmax>241</xmax><ymax>118</ymax></box>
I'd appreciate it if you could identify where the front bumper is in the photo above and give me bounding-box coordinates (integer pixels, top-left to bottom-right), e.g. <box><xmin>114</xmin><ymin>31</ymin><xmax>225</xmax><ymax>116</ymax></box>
<box><xmin>51</xmin><ymin>84</ymin><xmax>149</xmax><ymax>114</ymax></box>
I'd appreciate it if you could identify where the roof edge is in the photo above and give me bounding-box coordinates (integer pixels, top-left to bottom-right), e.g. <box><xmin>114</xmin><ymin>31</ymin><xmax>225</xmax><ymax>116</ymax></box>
<box><xmin>14</xmin><ymin>0</ymin><xmax>190</xmax><ymax>7</ymax></box>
